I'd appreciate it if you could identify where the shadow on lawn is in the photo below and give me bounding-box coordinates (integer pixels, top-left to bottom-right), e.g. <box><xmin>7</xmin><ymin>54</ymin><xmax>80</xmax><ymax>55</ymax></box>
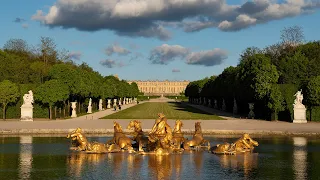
<box><xmin>167</xmin><ymin>102</ymin><xmax>216</xmax><ymax>116</ymax></box>
<box><xmin>167</xmin><ymin>102</ymin><xmax>236</xmax><ymax>118</ymax></box>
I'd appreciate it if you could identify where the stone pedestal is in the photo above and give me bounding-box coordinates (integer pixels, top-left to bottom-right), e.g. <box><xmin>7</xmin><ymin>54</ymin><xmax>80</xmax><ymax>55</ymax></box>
<box><xmin>113</xmin><ymin>99</ymin><xmax>117</xmax><ymax>107</ymax></box>
<box><xmin>293</xmin><ymin>107</ymin><xmax>307</xmax><ymax>123</ymax></box>
<box><xmin>99</xmin><ymin>99</ymin><xmax>103</xmax><ymax>111</ymax></box>
<box><xmin>71</xmin><ymin>102</ymin><xmax>77</xmax><ymax>118</ymax></box>
<box><xmin>126</xmin><ymin>98</ymin><xmax>128</xmax><ymax>104</ymax></box>
<box><xmin>119</xmin><ymin>98</ymin><xmax>122</xmax><ymax>105</ymax></box>
<box><xmin>107</xmin><ymin>99</ymin><xmax>111</xmax><ymax>109</ymax></box>
<box><xmin>20</xmin><ymin>105</ymin><xmax>33</xmax><ymax>121</ymax></box>
<box><xmin>87</xmin><ymin>105</ymin><xmax>92</xmax><ymax>113</ymax></box>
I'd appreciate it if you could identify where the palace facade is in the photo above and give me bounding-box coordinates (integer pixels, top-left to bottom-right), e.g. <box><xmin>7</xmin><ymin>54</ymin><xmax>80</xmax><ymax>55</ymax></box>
<box><xmin>127</xmin><ymin>80</ymin><xmax>190</xmax><ymax>96</ymax></box>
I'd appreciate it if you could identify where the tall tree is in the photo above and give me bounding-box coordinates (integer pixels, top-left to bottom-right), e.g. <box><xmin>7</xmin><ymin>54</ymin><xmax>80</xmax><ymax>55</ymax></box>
<box><xmin>280</xmin><ymin>25</ymin><xmax>305</xmax><ymax>46</ymax></box>
<box><xmin>304</xmin><ymin>76</ymin><xmax>320</xmax><ymax>121</ymax></box>
<box><xmin>35</xmin><ymin>80</ymin><xmax>69</xmax><ymax>119</ymax></box>
<box><xmin>3</xmin><ymin>38</ymin><xmax>29</xmax><ymax>53</ymax></box>
<box><xmin>0</xmin><ymin>80</ymin><xmax>19</xmax><ymax>120</ymax></box>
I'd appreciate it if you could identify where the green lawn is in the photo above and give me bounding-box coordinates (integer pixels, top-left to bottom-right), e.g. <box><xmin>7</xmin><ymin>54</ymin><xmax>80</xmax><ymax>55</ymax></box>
<box><xmin>102</xmin><ymin>102</ymin><xmax>224</xmax><ymax>120</ymax></box>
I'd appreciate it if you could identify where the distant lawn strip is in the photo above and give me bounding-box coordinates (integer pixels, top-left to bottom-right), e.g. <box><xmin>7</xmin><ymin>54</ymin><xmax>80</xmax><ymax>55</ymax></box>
<box><xmin>102</xmin><ymin>102</ymin><xmax>224</xmax><ymax>120</ymax></box>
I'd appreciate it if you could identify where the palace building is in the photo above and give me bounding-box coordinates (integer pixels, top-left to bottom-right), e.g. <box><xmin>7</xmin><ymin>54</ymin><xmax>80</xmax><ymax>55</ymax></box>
<box><xmin>127</xmin><ymin>80</ymin><xmax>190</xmax><ymax>96</ymax></box>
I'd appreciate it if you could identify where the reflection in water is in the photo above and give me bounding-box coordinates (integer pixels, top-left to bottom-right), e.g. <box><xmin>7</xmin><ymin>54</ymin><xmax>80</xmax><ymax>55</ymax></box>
<box><xmin>148</xmin><ymin>155</ymin><xmax>172</xmax><ymax>180</ymax></box>
<box><xmin>19</xmin><ymin>136</ymin><xmax>33</xmax><ymax>180</ymax></box>
<box><xmin>67</xmin><ymin>152</ymin><xmax>106</xmax><ymax>178</ymax></box>
<box><xmin>293</xmin><ymin>137</ymin><xmax>307</xmax><ymax>180</ymax></box>
<box><xmin>218</xmin><ymin>153</ymin><xmax>258</xmax><ymax>177</ymax></box>
<box><xmin>173</xmin><ymin>154</ymin><xmax>182</xmax><ymax>179</ymax></box>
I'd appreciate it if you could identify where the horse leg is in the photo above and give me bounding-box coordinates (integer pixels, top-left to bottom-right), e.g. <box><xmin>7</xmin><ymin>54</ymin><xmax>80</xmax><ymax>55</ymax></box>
<box><xmin>138</xmin><ymin>141</ymin><xmax>144</xmax><ymax>152</ymax></box>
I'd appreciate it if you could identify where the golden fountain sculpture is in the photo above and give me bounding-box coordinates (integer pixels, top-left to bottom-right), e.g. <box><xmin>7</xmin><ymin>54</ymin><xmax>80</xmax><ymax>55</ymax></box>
<box><xmin>127</xmin><ymin>120</ymin><xmax>149</xmax><ymax>152</ymax></box>
<box><xmin>145</xmin><ymin>113</ymin><xmax>175</xmax><ymax>155</ymax></box>
<box><xmin>67</xmin><ymin>127</ymin><xmax>120</xmax><ymax>153</ymax></box>
<box><xmin>106</xmin><ymin>121</ymin><xmax>135</xmax><ymax>153</ymax></box>
<box><xmin>67</xmin><ymin>114</ymin><xmax>260</xmax><ymax>156</ymax></box>
<box><xmin>210</xmin><ymin>133</ymin><xmax>259</xmax><ymax>155</ymax></box>
<box><xmin>172</xmin><ymin>120</ymin><xmax>186</xmax><ymax>149</ymax></box>
<box><xmin>183</xmin><ymin>122</ymin><xmax>210</xmax><ymax>150</ymax></box>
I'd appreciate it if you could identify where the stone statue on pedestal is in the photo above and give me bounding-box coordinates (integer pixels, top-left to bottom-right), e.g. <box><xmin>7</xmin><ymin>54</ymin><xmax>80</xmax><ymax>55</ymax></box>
<box><xmin>107</xmin><ymin>99</ymin><xmax>111</xmax><ymax>109</ymax></box>
<box><xmin>21</xmin><ymin>90</ymin><xmax>34</xmax><ymax>121</ymax></box>
<box><xmin>71</xmin><ymin>102</ymin><xmax>77</xmax><ymax>118</ymax></box>
<box><xmin>99</xmin><ymin>99</ymin><xmax>103</xmax><ymax>111</ymax></box>
<box><xmin>293</xmin><ymin>90</ymin><xmax>307</xmax><ymax>123</ymax></box>
<box><xmin>87</xmin><ymin>98</ymin><xmax>92</xmax><ymax>114</ymax></box>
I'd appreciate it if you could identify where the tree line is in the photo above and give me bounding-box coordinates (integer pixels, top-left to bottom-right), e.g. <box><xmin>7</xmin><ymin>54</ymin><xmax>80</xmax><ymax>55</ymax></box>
<box><xmin>185</xmin><ymin>26</ymin><xmax>320</xmax><ymax>121</ymax></box>
<box><xmin>0</xmin><ymin>38</ymin><xmax>139</xmax><ymax>120</ymax></box>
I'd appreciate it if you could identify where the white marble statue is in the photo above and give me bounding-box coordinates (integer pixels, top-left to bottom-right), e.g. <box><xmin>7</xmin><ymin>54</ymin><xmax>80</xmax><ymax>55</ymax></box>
<box><xmin>71</xmin><ymin>102</ymin><xmax>77</xmax><ymax>118</ymax></box>
<box><xmin>294</xmin><ymin>90</ymin><xmax>304</xmax><ymax>107</ymax></box>
<box><xmin>22</xmin><ymin>90</ymin><xmax>34</xmax><ymax>106</ymax></box>
<box><xmin>87</xmin><ymin>98</ymin><xmax>92</xmax><ymax>114</ymax></box>
<box><xmin>107</xmin><ymin>99</ymin><xmax>111</xmax><ymax>109</ymax></box>
<box><xmin>293</xmin><ymin>90</ymin><xmax>307</xmax><ymax>123</ymax></box>
<box><xmin>99</xmin><ymin>99</ymin><xmax>103</xmax><ymax>111</ymax></box>
<box><xmin>21</xmin><ymin>90</ymin><xmax>34</xmax><ymax>121</ymax></box>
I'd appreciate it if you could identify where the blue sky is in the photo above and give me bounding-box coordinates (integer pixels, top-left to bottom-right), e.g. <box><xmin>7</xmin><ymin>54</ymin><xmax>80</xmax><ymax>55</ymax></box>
<box><xmin>1</xmin><ymin>0</ymin><xmax>320</xmax><ymax>81</ymax></box>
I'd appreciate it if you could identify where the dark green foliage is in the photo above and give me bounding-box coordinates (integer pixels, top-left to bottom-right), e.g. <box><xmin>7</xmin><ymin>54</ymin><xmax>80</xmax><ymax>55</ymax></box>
<box><xmin>185</xmin><ymin>34</ymin><xmax>320</xmax><ymax>121</ymax></box>
<box><xmin>0</xmin><ymin>37</ymin><xmax>140</xmax><ymax>119</ymax></box>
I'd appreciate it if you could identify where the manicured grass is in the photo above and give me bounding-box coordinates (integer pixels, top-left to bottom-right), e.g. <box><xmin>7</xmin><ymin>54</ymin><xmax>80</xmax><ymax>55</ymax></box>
<box><xmin>102</xmin><ymin>102</ymin><xmax>225</xmax><ymax>120</ymax></box>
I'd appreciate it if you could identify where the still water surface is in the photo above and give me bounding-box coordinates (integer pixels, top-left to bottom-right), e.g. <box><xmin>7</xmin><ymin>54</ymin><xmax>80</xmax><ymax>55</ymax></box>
<box><xmin>0</xmin><ymin>135</ymin><xmax>320</xmax><ymax>180</ymax></box>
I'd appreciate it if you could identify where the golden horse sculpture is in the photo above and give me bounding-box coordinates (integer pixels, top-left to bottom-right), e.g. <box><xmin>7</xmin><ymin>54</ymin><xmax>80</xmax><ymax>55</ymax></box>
<box><xmin>127</xmin><ymin>120</ymin><xmax>149</xmax><ymax>152</ymax></box>
<box><xmin>107</xmin><ymin>121</ymin><xmax>135</xmax><ymax>153</ymax></box>
<box><xmin>67</xmin><ymin>127</ymin><xmax>120</xmax><ymax>153</ymax></box>
<box><xmin>210</xmin><ymin>133</ymin><xmax>259</xmax><ymax>155</ymax></box>
<box><xmin>172</xmin><ymin>120</ymin><xmax>186</xmax><ymax>149</ymax></box>
<box><xmin>183</xmin><ymin>122</ymin><xmax>210</xmax><ymax>150</ymax></box>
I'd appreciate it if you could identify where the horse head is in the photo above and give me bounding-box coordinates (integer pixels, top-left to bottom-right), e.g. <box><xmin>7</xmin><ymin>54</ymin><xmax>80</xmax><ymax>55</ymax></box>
<box><xmin>173</xmin><ymin>120</ymin><xmax>183</xmax><ymax>133</ymax></box>
<box><xmin>113</xmin><ymin>121</ymin><xmax>123</xmax><ymax>133</ymax></box>
<box><xmin>195</xmin><ymin>122</ymin><xmax>202</xmax><ymax>133</ymax></box>
<box><xmin>243</xmin><ymin>133</ymin><xmax>259</xmax><ymax>147</ymax></box>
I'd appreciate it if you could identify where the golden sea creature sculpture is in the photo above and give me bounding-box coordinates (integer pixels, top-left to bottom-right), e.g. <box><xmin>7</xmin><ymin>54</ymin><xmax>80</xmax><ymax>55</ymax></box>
<box><xmin>172</xmin><ymin>120</ymin><xmax>186</xmax><ymax>149</ymax></box>
<box><xmin>210</xmin><ymin>133</ymin><xmax>259</xmax><ymax>155</ymax></box>
<box><xmin>107</xmin><ymin>121</ymin><xmax>134</xmax><ymax>153</ymax></box>
<box><xmin>127</xmin><ymin>120</ymin><xmax>149</xmax><ymax>152</ymax></box>
<box><xmin>67</xmin><ymin>127</ymin><xmax>120</xmax><ymax>153</ymax></box>
<box><xmin>183</xmin><ymin>122</ymin><xmax>210</xmax><ymax>150</ymax></box>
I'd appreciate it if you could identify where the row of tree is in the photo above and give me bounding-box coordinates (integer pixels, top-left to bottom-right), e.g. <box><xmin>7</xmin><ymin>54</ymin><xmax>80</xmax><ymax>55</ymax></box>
<box><xmin>185</xmin><ymin>26</ymin><xmax>320</xmax><ymax>121</ymax></box>
<box><xmin>0</xmin><ymin>38</ymin><xmax>139</xmax><ymax>119</ymax></box>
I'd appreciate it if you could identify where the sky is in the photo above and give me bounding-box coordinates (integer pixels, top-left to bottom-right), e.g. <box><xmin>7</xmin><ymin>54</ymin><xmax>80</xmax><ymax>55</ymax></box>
<box><xmin>1</xmin><ymin>0</ymin><xmax>320</xmax><ymax>81</ymax></box>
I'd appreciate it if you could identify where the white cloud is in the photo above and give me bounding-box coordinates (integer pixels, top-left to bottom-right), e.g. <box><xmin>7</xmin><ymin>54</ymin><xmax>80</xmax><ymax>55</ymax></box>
<box><xmin>149</xmin><ymin>44</ymin><xmax>190</xmax><ymax>64</ymax></box>
<box><xmin>105</xmin><ymin>44</ymin><xmax>131</xmax><ymax>56</ymax></box>
<box><xmin>68</xmin><ymin>51</ymin><xmax>82</xmax><ymax>60</ymax></box>
<box><xmin>32</xmin><ymin>0</ymin><xmax>320</xmax><ymax>39</ymax></box>
<box><xmin>186</xmin><ymin>48</ymin><xmax>228</xmax><ymax>66</ymax></box>
<box><xmin>149</xmin><ymin>44</ymin><xmax>228</xmax><ymax>66</ymax></box>
<box><xmin>100</xmin><ymin>59</ymin><xmax>125</xmax><ymax>68</ymax></box>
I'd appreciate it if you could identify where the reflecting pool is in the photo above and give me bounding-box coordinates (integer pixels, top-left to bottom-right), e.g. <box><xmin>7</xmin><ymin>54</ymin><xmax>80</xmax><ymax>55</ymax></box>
<box><xmin>1</xmin><ymin>135</ymin><xmax>320</xmax><ymax>180</ymax></box>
